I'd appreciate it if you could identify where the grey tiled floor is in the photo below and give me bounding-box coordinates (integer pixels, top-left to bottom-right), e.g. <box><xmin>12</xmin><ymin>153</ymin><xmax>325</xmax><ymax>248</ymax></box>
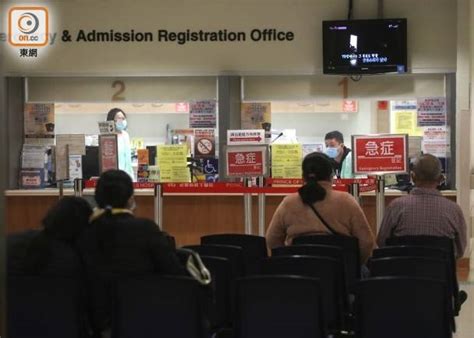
<box><xmin>454</xmin><ymin>281</ymin><xmax>474</xmax><ymax>338</ymax></box>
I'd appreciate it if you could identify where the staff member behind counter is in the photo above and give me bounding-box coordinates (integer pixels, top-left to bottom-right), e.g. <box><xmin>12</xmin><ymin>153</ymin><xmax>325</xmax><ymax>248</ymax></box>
<box><xmin>106</xmin><ymin>108</ymin><xmax>134</xmax><ymax>180</ymax></box>
<box><xmin>324</xmin><ymin>130</ymin><xmax>354</xmax><ymax>178</ymax></box>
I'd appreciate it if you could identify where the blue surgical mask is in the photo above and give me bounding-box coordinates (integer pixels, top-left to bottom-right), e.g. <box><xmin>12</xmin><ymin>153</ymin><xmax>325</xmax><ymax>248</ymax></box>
<box><xmin>325</xmin><ymin>147</ymin><xmax>339</xmax><ymax>159</ymax></box>
<box><xmin>115</xmin><ymin>119</ymin><xmax>127</xmax><ymax>131</ymax></box>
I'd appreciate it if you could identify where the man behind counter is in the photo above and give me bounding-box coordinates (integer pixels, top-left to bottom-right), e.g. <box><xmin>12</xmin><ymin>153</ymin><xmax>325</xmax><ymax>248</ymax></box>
<box><xmin>324</xmin><ymin>130</ymin><xmax>353</xmax><ymax>178</ymax></box>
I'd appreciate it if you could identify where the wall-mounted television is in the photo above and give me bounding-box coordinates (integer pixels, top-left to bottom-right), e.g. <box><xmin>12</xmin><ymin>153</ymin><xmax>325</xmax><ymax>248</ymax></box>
<box><xmin>323</xmin><ymin>18</ymin><xmax>407</xmax><ymax>75</ymax></box>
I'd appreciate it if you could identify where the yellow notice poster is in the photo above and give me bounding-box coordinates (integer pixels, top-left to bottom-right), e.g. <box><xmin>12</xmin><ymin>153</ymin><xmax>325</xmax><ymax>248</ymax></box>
<box><xmin>390</xmin><ymin>100</ymin><xmax>423</xmax><ymax>137</ymax></box>
<box><xmin>391</xmin><ymin>111</ymin><xmax>423</xmax><ymax>136</ymax></box>
<box><xmin>157</xmin><ymin>145</ymin><xmax>191</xmax><ymax>182</ymax></box>
<box><xmin>241</xmin><ymin>102</ymin><xmax>271</xmax><ymax>130</ymax></box>
<box><xmin>271</xmin><ymin>144</ymin><xmax>303</xmax><ymax>178</ymax></box>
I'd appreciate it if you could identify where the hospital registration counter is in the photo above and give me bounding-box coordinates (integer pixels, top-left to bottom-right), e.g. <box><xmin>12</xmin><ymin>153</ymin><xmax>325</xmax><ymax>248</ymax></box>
<box><xmin>5</xmin><ymin>189</ymin><xmax>457</xmax><ymax>246</ymax></box>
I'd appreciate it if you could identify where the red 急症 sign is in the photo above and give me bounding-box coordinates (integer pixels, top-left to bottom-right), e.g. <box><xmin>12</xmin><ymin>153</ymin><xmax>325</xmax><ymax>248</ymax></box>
<box><xmin>352</xmin><ymin>134</ymin><xmax>409</xmax><ymax>175</ymax></box>
<box><xmin>227</xmin><ymin>147</ymin><xmax>266</xmax><ymax>177</ymax></box>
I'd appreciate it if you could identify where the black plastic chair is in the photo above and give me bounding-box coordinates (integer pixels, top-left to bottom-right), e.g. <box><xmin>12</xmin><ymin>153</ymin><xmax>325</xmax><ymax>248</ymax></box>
<box><xmin>292</xmin><ymin>235</ymin><xmax>360</xmax><ymax>287</ymax></box>
<box><xmin>369</xmin><ymin>256</ymin><xmax>448</xmax><ymax>281</ymax></box>
<box><xmin>260</xmin><ymin>255</ymin><xmax>345</xmax><ymax>331</ymax></box>
<box><xmin>201</xmin><ymin>234</ymin><xmax>267</xmax><ymax>275</ymax></box>
<box><xmin>8</xmin><ymin>276</ymin><xmax>87</xmax><ymax>338</ymax></box>
<box><xmin>354</xmin><ymin>277</ymin><xmax>452</xmax><ymax>338</ymax></box>
<box><xmin>272</xmin><ymin>244</ymin><xmax>349</xmax><ymax>293</ymax></box>
<box><xmin>235</xmin><ymin>275</ymin><xmax>326</xmax><ymax>338</ymax></box>
<box><xmin>200</xmin><ymin>255</ymin><xmax>232</xmax><ymax>328</ymax></box>
<box><xmin>373</xmin><ymin>245</ymin><xmax>448</xmax><ymax>260</ymax></box>
<box><xmin>183</xmin><ymin>244</ymin><xmax>245</xmax><ymax>278</ymax></box>
<box><xmin>112</xmin><ymin>276</ymin><xmax>210</xmax><ymax>338</ymax></box>
<box><xmin>386</xmin><ymin>235</ymin><xmax>459</xmax><ymax>313</ymax></box>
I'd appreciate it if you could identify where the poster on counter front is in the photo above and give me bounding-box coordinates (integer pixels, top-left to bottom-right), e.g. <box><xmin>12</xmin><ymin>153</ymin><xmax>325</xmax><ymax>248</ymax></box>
<box><xmin>24</xmin><ymin>103</ymin><xmax>55</xmax><ymax>139</ymax></box>
<box><xmin>194</xmin><ymin>129</ymin><xmax>216</xmax><ymax>158</ymax></box>
<box><xmin>157</xmin><ymin>144</ymin><xmax>190</xmax><ymax>182</ymax></box>
<box><xmin>417</xmin><ymin>97</ymin><xmax>447</xmax><ymax>127</ymax></box>
<box><xmin>241</xmin><ymin>102</ymin><xmax>271</xmax><ymax>130</ymax></box>
<box><xmin>189</xmin><ymin>100</ymin><xmax>217</xmax><ymax>128</ymax></box>
<box><xmin>271</xmin><ymin>144</ymin><xmax>303</xmax><ymax>179</ymax></box>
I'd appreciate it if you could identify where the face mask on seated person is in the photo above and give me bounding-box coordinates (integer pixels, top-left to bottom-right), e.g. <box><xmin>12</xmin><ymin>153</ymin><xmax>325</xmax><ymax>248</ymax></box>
<box><xmin>115</xmin><ymin>120</ymin><xmax>127</xmax><ymax>131</ymax></box>
<box><xmin>325</xmin><ymin>147</ymin><xmax>339</xmax><ymax>159</ymax></box>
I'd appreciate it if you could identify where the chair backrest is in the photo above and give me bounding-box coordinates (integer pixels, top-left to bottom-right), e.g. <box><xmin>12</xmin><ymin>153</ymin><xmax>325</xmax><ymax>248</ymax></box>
<box><xmin>354</xmin><ymin>277</ymin><xmax>451</xmax><ymax>338</ymax></box>
<box><xmin>236</xmin><ymin>275</ymin><xmax>326</xmax><ymax>338</ymax></box>
<box><xmin>201</xmin><ymin>234</ymin><xmax>267</xmax><ymax>274</ymax></box>
<box><xmin>292</xmin><ymin>235</ymin><xmax>360</xmax><ymax>286</ymax></box>
<box><xmin>260</xmin><ymin>255</ymin><xmax>345</xmax><ymax>330</ymax></box>
<box><xmin>385</xmin><ymin>236</ymin><xmax>458</xmax><ymax>302</ymax></box>
<box><xmin>8</xmin><ymin>276</ymin><xmax>84</xmax><ymax>338</ymax></box>
<box><xmin>200</xmin><ymin>255</ymin><xmax>232</xmax><ymax>327</ymax></box>
<box><xmin>369</xmin><ymin>256</ymin><xmax>448</xmax><ymax>282</ymax></box>
<box><xmin>272</xmin><ymin>244</ymin><xmax>349</xmax><ymax>294</ymax></box>
<box><xmin>183</xmin><ymin>244</ymin><xmax>245</xmax><ymax>278</ymax></box>
<box><xmin>113</xmin><ymin>276</ymin><xmax>209</xmax><ymax>338</ymax></box>
<box><xmin>373</xmin><ymin>245</ymin><xmax>447</xmax><ymax>260</ymax></box>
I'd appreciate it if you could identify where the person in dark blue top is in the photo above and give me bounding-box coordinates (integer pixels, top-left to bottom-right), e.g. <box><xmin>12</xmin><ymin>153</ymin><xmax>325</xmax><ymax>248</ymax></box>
<box><xmin>78</xmin><ymin>169</ymin><xmax>186</xmax><ymax>335</ymax></box>
<box><xmin>7</xmin><ymin>196</ymin><xmax>92</xmax><ymax>277</ymax></box>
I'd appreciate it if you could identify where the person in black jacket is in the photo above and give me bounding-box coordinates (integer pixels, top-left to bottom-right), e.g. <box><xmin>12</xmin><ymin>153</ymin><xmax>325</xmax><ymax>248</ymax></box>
<box><xmin>7</xmin><ymin>196</ymin><xmax>92</xmax><ymax>277</ymax></box>
<box><xmin>78</xmin><ymin>169</ymin><xmax>186</xmax><ymax>336</ymax></box>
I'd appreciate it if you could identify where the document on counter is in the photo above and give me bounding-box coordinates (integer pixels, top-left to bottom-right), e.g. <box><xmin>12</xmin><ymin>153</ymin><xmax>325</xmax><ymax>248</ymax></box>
<box><xmin>21</xmin><ymin>145</ymin><xmax>46</xmax><ymax>169</ymax></box>
<box><xmin>55</xmin><ymin>144</ymin><xmax>69</xmax><ymax>181</ymax></box>
<box><xmin>56</xmin><ymin>134</ymin><xmax>86</xmax><ymax>155</ymax></box>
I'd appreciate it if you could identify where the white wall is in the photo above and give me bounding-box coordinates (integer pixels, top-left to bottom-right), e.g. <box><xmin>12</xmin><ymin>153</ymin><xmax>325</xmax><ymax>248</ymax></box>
<box><xmin>1</xmin><ymin>0</ymin><xmax>457</xmax><ymax>75</ymax></box>
<box><xmin>244</xmin><ymin>74</ymin><xmax>446</xmax><ymax>144</ymax></box>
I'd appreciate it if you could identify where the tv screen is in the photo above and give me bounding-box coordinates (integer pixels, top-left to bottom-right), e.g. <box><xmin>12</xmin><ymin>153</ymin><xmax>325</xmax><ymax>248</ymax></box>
<box><xmin>323</xmin><ymin>18</ymin><xmax>407</xmax><ymax>74</ymax></box>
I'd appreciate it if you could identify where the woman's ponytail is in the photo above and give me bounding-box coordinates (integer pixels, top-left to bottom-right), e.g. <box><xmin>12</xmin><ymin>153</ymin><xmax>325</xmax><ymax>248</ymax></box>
<box><xmin>299</xmin><ymin>152</ymin><xmax>334</xmax><ymax>205</ymax></box>
<box><xmin>298</xmin><ymin>178</ymin><xmax>327</xmax><ymax>205</ymax></box>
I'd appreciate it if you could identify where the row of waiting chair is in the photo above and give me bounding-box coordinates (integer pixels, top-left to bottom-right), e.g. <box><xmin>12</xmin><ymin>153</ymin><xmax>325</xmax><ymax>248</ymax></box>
<box><xmin>8</xmin><ymin>234</ymin><xmax>459</xmax><ymax>338</ymax></box>
<box><xmin>7</xmin><ymin>274</ymin><xmax>453</xmax><ymax>338</ymax></box>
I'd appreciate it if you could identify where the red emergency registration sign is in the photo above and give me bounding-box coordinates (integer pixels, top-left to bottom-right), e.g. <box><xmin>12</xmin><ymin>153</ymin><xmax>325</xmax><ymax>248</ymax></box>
<box><xmin>227</xmin><ymin>149</ymin><xmax>265</xmax><ymax>177</ymax></box>
<box><xmin>352</xmin><ymin>134</ymin><xmax>409</xmax><ymax>175</ymax></box>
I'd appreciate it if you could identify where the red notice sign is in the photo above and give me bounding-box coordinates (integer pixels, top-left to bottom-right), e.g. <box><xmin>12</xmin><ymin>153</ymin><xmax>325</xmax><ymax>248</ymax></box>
<box><xmin>226</xmin><ymin>147</ymin><xmax>267</xmax><ymax>177</ymax></box>
<box><xmin>352</xmin><ymin>134</ymin><xmax>409</xmax><ymax>175</ymax></box>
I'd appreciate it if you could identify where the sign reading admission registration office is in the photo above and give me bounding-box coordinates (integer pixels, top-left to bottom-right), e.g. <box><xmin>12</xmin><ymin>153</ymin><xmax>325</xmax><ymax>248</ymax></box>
<box><xmin>352</xmin><ymin>134</ymin><xmax>409</xmax><ymax>175</ymax></box>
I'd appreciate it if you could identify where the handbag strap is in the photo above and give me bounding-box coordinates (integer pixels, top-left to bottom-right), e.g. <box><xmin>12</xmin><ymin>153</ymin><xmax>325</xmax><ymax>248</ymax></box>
<box><xmin>307</xmin><ymin>203</ymin><xmax>343</xmax><ymax>236</ymax></box>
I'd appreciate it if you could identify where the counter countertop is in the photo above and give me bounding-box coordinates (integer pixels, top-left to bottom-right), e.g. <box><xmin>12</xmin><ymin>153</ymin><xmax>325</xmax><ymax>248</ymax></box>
<box><xmin>4</xmin><ymin>188</ymin><xmax>458</xmax><ymax>197</ymax></box>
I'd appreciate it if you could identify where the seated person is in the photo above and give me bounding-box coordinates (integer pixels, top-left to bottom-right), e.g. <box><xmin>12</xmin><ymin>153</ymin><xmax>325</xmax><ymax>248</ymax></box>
<box><xmin>377</xmin><ymin>153</ymin><xmax>467</xmax><ymax>258</ymax></box>
<box><xmin>78</xmin><ymin>170</ymin><xmax>186</xmax><ymax>335</ymax></box>
<box><xmin>266</xmin><ymin>152</ymin><xmax>376</xmax><ymax>264</ymax></box>
<box><xmin>8</xmin><ymin>196</ymin><xmax>92</xmax><ymax>277</ymax></box>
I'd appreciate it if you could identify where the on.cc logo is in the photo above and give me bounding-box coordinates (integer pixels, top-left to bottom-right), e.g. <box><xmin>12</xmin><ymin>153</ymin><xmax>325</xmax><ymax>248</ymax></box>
<box><xmin>8</xmin><ymin>7</ymin><xmax>49</xmax><ymax>46</ymax></box>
